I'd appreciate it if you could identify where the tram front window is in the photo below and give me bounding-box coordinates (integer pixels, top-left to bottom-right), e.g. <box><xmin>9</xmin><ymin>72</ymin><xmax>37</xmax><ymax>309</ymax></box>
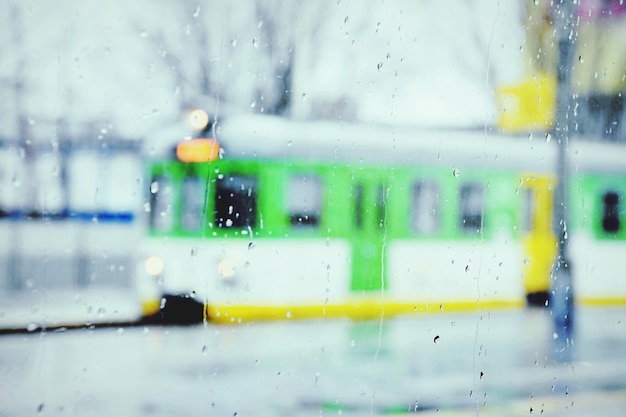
<box><xmin>181</xmin><ymin>177</ymin><xmax>205</xmax><ymax>232</ymax></box>
<box><xmin>214</xmin><ymin>174</ymin><xmax>257</xmax><ymax>229</ymax></box>
<box><xmin>149</xmin><ymin>176</ymin><xmax>174</xmax><ymax>232</ymax></box>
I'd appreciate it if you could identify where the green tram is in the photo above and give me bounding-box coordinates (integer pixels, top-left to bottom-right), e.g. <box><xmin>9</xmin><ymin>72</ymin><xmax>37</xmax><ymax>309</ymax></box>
<box><xmin>138</xmin><ymin>115</ymin><xmax>626</xmax><ymax>324</ymax></box>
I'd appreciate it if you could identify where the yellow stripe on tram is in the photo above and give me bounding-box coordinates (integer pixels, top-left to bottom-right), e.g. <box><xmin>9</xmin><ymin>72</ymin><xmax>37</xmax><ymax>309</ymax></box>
<box><xmin>204</xmin><ymin>300</ymin><xmax>526</xmax><ymax>324</ymax></box>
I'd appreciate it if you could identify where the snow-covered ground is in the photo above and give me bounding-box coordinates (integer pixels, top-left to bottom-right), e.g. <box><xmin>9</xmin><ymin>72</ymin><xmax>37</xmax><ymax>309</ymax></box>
<box><xmin>1</xmin><ymin>308</ymin><xmax>625</xmax><ymax>416</ymax></box>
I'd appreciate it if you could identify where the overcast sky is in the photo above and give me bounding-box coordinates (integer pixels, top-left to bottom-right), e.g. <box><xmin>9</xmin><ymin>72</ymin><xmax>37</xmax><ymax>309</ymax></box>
<box><xmin>0</xmin><ymin>0</ymin><xmax>525</xmax><ymax>145</ymax></box>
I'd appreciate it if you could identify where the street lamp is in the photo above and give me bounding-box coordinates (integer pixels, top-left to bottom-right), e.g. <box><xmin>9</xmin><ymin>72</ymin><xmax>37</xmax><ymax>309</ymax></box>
<box><xmin>550</xmin><ymin>0</ymin><xmax>577</xmax><ymax>362</ymax></box>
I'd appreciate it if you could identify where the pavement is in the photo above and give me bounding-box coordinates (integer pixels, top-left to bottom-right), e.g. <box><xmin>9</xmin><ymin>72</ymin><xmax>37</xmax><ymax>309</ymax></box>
<box><xmin>0</xmin><ymin>306</ymin><xmax>624</xmax><ymax>416</ymax></box>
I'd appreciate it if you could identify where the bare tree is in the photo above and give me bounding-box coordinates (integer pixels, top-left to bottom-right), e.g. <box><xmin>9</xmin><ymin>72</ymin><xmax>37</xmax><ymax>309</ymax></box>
<box><xmin>252</xmin><ymin>0</ymin><xmax>294</xmax><ymax>115</ymax></box>
<box><xmin>138</xmin><ymin>0</ymin><xmax>299</xmax><ymax>121</ymax></box>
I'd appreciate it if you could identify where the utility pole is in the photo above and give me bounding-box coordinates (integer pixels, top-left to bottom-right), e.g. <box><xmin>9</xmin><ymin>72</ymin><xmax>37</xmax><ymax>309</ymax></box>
<box><xmin>551</xmin><ymin>0</ymin><xmax>577</xmax><ymax>361</ymax></box>
<box><xmin>8</xmin><ymin>4</ymin><xmax>28</xmax><ymax>291</ymax></box>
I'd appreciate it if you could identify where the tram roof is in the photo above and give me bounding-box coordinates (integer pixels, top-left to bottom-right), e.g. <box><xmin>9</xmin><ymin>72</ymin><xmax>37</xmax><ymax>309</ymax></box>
<box><xmin>214</xmin><ymin>115</ymin><xmax>626</xmax><ymax>175</ymax></box>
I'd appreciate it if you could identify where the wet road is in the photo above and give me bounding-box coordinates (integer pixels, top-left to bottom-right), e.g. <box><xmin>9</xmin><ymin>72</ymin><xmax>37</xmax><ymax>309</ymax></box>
<box><xmin>0</xmin><ymin>307</ymin><xmax>625</xmax><ymax>416</ymax></box>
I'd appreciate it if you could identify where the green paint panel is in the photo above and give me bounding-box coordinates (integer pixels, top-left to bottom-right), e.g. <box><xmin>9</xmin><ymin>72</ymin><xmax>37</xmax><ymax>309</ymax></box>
<box><xmin>146</xmin><ymin>154</ymin><xmax>626</xmax><ymax>298</ymax></box>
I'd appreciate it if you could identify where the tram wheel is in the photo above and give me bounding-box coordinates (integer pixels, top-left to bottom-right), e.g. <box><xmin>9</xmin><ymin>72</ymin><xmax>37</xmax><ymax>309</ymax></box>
<box><xmin>158</xmin><ymin>294</ymin><xmax>205</xmax><ymax>325</ymax></box>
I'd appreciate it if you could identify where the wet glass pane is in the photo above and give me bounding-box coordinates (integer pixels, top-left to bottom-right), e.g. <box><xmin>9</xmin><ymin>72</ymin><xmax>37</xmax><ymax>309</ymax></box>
<box><xmin>1</xmin><ymin>2</ymin><xmax>626</xmax><ymax>417</ymax></box>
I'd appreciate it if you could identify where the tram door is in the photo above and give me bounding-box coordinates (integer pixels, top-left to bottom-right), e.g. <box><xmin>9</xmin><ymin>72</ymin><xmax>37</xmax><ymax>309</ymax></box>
<box><xmin>350</xmin><ymin>178</ymin><xmax>388</xmax><ymax>293</ymax></box>
<box><xmin>520</xmin><ymin>175</ymin><xmax>557</xmax><ymax>306</ymax></box>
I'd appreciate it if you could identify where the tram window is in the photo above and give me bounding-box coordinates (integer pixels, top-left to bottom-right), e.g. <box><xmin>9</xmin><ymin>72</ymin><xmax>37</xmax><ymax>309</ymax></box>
<box><xmin>34</xmin><ymin>152</ymin><xmax>65</xmax><ymax>217</ymax></box>
<box><xmin>460</xmin><ymin>183</ymin><xmax>484</xmax><ymax>233</ymax></box>
<box><xmin>522</xmin><ymin>188</ymin><xmax>534</xmax><ymax>233</ymax></box>
<box><xmin>411</xmin><ymin>180</ymin><xmax>440</xmax><ymax>233</ymax></box>
<box><xmin>181</xmin><ymin>177</ymin><xmax>205</xmax><ymax>231</ymax></box>
<box><xmin>377</xmin><ymin>185</ymin><xmax>386</xmax><ymax>228</ymax></box>
<box><xmin>287</xmin><ymin>174</ymin><xmax>322</xmax><ymax>228</ymax></box>
<box><xmin>354</xmin><ymin>184</ymin><xmax>364</xmax><ymax>229</ymax></box>
<box><xmin>149</xmin><ymin>176</ymin><xmax>174</xmax><ymax>232</ymax></box>
<box><xmin>214</xmin><ymin>174</ymin><xmax>257</xmax><ymax>229</ymax></box>
<box><xmin>601</xmin><ymin>191</ymin><xmax>621</xmax><ymax>233</ymax></box>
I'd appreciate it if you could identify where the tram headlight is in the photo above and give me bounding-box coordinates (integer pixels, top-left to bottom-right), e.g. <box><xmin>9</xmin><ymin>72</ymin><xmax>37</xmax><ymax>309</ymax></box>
<box><xmin>145</xmin><ymin>256</ymin><xmax>165</xmax><ymax>276</ymax></box>
<box><xmin>218</xmin><ymin>258</ymin><xmax>236</xmax><ymax>278</ymax></box>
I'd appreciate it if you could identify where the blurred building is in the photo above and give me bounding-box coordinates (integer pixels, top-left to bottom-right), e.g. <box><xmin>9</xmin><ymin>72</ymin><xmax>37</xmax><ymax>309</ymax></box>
<box><xmin>0</xmin><ymin>137</ymin><xmax>145</xmax><ymax>328</ymax></box>
<box><xmin>573</xmin><ymin>0</ymin><xmax>626</xmax><ymax>141</ymax></box>
<box><xmin>498</xmin><ymin>0</ymin><xmax>625</xmax><ymax>141</ymax></box>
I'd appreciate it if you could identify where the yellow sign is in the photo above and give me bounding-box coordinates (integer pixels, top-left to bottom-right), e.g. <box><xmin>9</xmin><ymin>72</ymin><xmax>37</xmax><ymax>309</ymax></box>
<box><xmin>497</xmin><ymin>73</ymin><xmax>556</xmax><ymax>133</ymax></box>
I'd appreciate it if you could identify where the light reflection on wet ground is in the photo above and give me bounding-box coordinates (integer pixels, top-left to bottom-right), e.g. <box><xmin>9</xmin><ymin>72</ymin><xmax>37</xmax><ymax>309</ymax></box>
<box><xmin>0</xmin><ymin>307</ymin><xmax>624</xmax><ymax>416</ymax></box>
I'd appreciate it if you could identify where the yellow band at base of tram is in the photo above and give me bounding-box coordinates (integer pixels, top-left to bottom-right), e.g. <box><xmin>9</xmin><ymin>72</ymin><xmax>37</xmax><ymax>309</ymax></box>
<box><xmin>142</xmin><ymin>299</ymin><xmax>162</xmax><ymax>317</ymax></box>
<box><xmin>142</xmin><ymin>296</ymin><xmax>626</xmax><ymax>324</ymax></box>
<box><xmin>578</xmin><ymin>297</ymin><xmax>626</xmax><ymax>307</ymax></box>
<box><xmin>203</xmin><ymin>299</ymin><xmax>526</xmax><ymax>324</ymax></box>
